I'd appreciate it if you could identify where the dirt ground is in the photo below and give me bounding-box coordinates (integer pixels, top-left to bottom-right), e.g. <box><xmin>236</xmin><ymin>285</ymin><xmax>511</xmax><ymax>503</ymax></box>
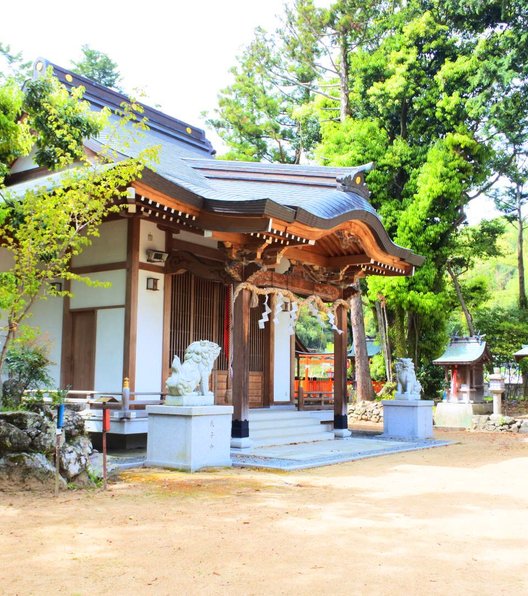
<box><xmin>1</xmin><ymin>428</ymin><xmax>527</xmax><ymax>596</ymax></box>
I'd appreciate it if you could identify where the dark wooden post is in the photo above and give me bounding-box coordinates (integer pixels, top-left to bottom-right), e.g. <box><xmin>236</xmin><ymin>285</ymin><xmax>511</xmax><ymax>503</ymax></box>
<box><xmin>231</xmin><ymin>287</ymin><xmax>251</xmax><ymax>447</ymax></box>
<box><xmin>334</xmin><ymin>302</ymin><xmax>351</xmax><ymax>438</ymax></box>
<box><xmin>263</xmin><ymin>294</ymin><xmax>275</xmax><ymax>407</ymax></box>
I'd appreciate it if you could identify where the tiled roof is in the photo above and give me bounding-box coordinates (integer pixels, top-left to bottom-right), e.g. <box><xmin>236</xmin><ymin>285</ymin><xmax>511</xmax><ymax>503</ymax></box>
<box><xmin>19</xmin><ymin>60</ymin><xmax>425</xmax><ymax>269</ymax></box>
<box><xmin>433</xmin><ymin>337</ymin><xmax>490</xmax><ymax>365</ymax></box>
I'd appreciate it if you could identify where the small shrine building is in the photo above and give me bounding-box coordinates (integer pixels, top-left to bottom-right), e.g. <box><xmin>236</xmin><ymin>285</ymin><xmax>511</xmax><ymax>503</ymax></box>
<box><xmin>433</xmin><ymin>336</ymin><xmax>491</xmax><ymax>403</ymax></box>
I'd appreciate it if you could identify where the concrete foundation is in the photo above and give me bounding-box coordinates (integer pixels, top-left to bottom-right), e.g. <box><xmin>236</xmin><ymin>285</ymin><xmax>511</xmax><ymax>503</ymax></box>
<box><xmin>382</xmin><ymin>400</ymin><xmax>434</xmax><ymax>440</ymax></box>
<box><xmin>434</xmin><ymin>402</ymin><xmax>493</xmax><ymax>429</ymax></box>
<box><xmin>145</xmin><ymin>404</ymin><xmax>233</xmax><ymax>472</ymax></box>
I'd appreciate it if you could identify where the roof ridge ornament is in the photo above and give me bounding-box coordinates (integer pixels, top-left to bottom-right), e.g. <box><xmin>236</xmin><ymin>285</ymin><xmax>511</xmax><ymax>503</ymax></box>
<box><xmin>336</xmin><ymin>162</ymin><xmax>374</xmax><ymax>196</ymax></box>
<box><xmin>336</xmin><ymin>172</ymin><xmax>369</xmax><ymax>197</ymax></box>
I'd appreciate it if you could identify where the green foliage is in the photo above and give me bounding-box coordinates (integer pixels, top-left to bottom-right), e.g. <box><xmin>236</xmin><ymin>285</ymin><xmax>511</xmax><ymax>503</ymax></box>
<box><xmin>23</xmin><ymin>70</ymin><xmax>106</xmax><ymax>170</ymax></box>
<box><xmin>295</xmin><ymin>305</ymin><xmax>332</xmax><ymax>351</ymax></box>
<box><xmin>206</xmin><ymin>27</ymin><xmax>320</xmax><ymax>163</ymax></box>
<box><xmin>474</xmin><ymin>306</ymin><xmax>528</xmax><ymax>367</ymax></box>
<box><xmin>369</xmin><ymin>353</ymin><xmax>386</xmax><ymax>381</ymax></box>
<box><xmin>71</xmin><ymin>45</ymin><xmax>122</xmax><ymax>91</ymax></box>
<box><xmin>0</xmin><ymin>43</ymin><xmax>31</xmax><ymax>84</ymax></box>
<box><xmin>1</xmin><ymin>340</ymin><xmax>52</xmax><ymax>409</ymax></box>
<box><xmin>0</xmin><ymin>70</ymin><xmax>155</xmax><ymax>372</ymax></box>
<box><xmin>0</xmin><ymin>80</ymin><xmax>31</xmax><ymax>182</ymax></box>
<box><xmin>416</xmin><ymin>362</ymin><xmax>446</xmax><ymax>400</ymax></box>
<box><xmin>211</xmin><ymin>0</ymin><xmax>528</xmax><ymax>372</ymax></box>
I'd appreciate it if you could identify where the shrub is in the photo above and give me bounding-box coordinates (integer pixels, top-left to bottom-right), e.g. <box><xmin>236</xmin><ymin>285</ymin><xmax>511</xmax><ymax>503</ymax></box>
<box><xmin>1</xmin><ymin>342</ymin><xmax>53</xmax><ymax>409</ymax></box>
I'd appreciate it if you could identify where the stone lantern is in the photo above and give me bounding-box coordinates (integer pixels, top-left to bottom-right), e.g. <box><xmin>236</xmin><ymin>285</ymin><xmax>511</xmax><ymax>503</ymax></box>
<box><xmin>488</xmin><ymin>368</ymin><xmax>505</xmax><ymax>416</ymax></box>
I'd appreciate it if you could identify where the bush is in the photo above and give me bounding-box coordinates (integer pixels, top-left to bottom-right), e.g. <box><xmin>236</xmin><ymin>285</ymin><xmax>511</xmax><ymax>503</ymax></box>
<box><xmin>1</xmin><ymin>342</ymin><xmax>53</xmax><ymax>409</ymax></box>
<box><xmin>416</xmin><ymin>362</ymin><xmax>445</xmax><ymax>400</ymax></box>
<box><xmin>369</xmin><ymin>353</ymin><xmax>387</xmax><ymax>381</ymax></box>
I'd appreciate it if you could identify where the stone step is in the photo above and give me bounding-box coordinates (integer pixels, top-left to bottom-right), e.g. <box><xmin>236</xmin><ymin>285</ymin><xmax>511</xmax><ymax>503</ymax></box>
<box><xmin>250</xmin><ymin>417</ymin><xmax>323</xmax><ymax>431</ymax></box>
<box><xmin>251</xmin><ymin>431</ymin><xmax>335</xmax><ymax>448</ymax></box>
<box><xmin>250</xmin><ymin>422</ymin><xmax>328</xmax><ymax>440</ymax></box>
<box><xmin>249</xmin><ymin>409</ymin><xmax>308</xmax><ymax>420</ymax></box>
<box><xmin>246</xmin><ymin>408</ymin><xmax>335</xmax><ymax>447</ymax></box>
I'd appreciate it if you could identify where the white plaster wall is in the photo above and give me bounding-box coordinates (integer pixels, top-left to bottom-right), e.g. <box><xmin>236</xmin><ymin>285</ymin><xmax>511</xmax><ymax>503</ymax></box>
<box><xmin>95</xmin><ymin>308</ymin><xmax>125</xmax><ymax>392</ymax></box>
<box><xmin>26</xmin><ymin>296</ymin><xmax>64</xmax><ymax>387</ymax></box>
<box><xmin>9</xmin><ymin>148</ymin><xmax>38</xmax><ymax>174</ymax></box>
<box><xmin>274</xmin><ymin>310</ymin><xmax>292</xmax><ymax>402</ymax></box>
<box><xmin>135</xmin><ymin>270</ymin><xmax>165</xmax><ymax>392</ymax></box>
<box><xmin>0</xmin><ymin>247</ymin><xmax>14</xmax><ymax>270</ymax></box>
<box><xmin>70</xmin><ymin>270</ymin><xmax>126</xmax><ymax>309</ymax></box>
<box><xmin>0</xmin><ymin>248</ymin><xmax>63</xmax><ymax>385</ymax></box>
<box><xmin>139</xmin><ymin>220</ymin><xmax>167</xmax><ymax>263</ymax></box>
<box><xmin>71</xmin><ymin>220</ymin><xmax>127</xmax><ymax>267</ymax></box>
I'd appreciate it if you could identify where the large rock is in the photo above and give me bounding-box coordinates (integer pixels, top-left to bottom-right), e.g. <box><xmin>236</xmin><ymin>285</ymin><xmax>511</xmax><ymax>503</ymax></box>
<box><xmin>0</xmin><ymin>412</ymin><xmax>54</xmax><ymax>454</ymax></box>
<box><xmin>0</xmin><ymin>421</ymin><xmax>32</xmax><ymax>454</ymax></box>
<box><xmin>0</xmin><ymin>408</ymin><xmax>95</xmax><ymax>489</ymax></box>
<box><xmin>0</xmin><ymin>452</ymin><xmax>66</xmax><ymax>490</ymax></box>
<box><xmin>62</xmin><ymin>410</ymin><xmax>86</xmax><ymax>439</ymax></box>
<box><xmin>60</xmin><ymin>435</ymin><xmax>93</xmax><ymax>481</ymax></box>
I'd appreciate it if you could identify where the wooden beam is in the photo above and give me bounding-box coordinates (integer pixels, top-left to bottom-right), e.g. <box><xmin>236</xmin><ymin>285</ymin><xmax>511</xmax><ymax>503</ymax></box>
<box><xmin>196</xmin><ymin>212</ymin><xmax>272</xmax><ymax>234</ymax></box>
<box><xmin>138</xmin><ymin>262</ymin><xmax>166</xmax><ymax>274</ymax></box>
<box><xmin>231</xmin><ymin>288</ymin><xmax>251</xmax><ymax>442</ymax></box>
<box><xmin>123</xmin><ymin>217</ymin><xmax>140</xmax><ymax>391</ymax></box>
<box><xmin>132</xmin><ymin>181</ymin><xmax>200</xmax><ymax>218</ymax></box>
<box><xmin>281</xmin><ymin>247</ymin><xmax>328</xmax><ymax>267</ymax></box>
<box><xmin>246</xmin><ymin>270</ymin><xmax>341</xmax><ymax>301</ymax></box>
<box><xmin>170</xmin><ymin>238</ymin><xmax>225</xmax><ymax>262</ymax></box>
<box><xmin>70</xmin><ymin>261</ymin><xmax>127</xmax><ymax>275</ymax></box>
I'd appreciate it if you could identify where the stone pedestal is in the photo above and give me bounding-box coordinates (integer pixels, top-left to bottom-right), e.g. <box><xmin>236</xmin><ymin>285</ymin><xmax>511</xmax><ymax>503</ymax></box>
<box><xmin>382</xmin><ymin>400</ymin><xmax>434</xmax><ymax>440</ymax></box>
<box><xmin>434</xmin><ymin>402</ymin><xmax>492</xmax><ymax>429</ymax></box>
<box><xmin>165</xmin><ymin>395</ymin><xmax>214</xmax><ymax>406</ymax></box>
<box><xmin>145</xmin><ymin>405</ymin><xmax>233</xmax><ymax>472</ymax></box>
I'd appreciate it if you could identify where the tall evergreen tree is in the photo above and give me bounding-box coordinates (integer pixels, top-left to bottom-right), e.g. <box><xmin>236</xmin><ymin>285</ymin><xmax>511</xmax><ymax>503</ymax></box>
<box><xmin>71</xmin><ymin>45</ymin><xmax>122</xmax><ymax>91</ymax></box>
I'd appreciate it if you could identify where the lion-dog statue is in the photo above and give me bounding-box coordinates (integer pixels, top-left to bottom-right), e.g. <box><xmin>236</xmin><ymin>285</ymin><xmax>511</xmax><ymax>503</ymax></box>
<box><xmin>395</xmin><ymin>357</ymin><xmax>422</xmax><ymax>400</ymax></box>
<box><xmin>166</xmin><ymin>340</ymin><xmax>221</xmax><ymax>396</ymax></box>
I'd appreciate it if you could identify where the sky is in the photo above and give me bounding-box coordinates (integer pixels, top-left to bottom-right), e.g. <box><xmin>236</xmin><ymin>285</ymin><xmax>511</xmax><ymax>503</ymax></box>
<box><xmin>1</xmin><ymin>0</ymin><xmax>290</xmax><ymax>140</ymax></box>
<box><xmin>0</xmin><ymin>0</ymin><xmax>498</xmax><ymax>223</ymax></box>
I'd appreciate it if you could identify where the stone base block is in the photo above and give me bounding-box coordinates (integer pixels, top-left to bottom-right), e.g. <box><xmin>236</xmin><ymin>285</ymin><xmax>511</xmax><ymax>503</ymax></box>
<box><xmin>165</xmin><ymin>395</ymin><xmax>214</xmax><ymax>406</ymax></box>
<box><xmin>334</xmin><ymin>428</ymin><xmax>351</xmax><ymax>439</ymax></box>
<box><xmin>434</xmin><ymin>402</ymin><xmax>493</xmax><ymax>429</ymax></box>
<box><xmin>383</xmin><ymin>400</ymin><xmax>434</xmax><ymax>440</ymax></box>
<box><xmin>145</xmin><ymin>405</ymin><xmax>233</xmax><ymax>472</ymax></box>
<box><xmin>230</xmin><ymin>436</ymin><xmax>252</xmax><ymax>449</ymax></box>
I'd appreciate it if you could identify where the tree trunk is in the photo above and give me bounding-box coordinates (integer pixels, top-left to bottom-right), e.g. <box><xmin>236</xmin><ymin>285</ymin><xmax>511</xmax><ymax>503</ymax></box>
<box><xmin>446</xmin><ymin>263</ymin><xmax>475</xmax><ymax>336</ymax></box>
<box><xmin>375</xmin><ymin>298</ymin><xmax>392</xmax><ymax>382</ymax></box>
<box><xmin>393</xmin><ymin>305</ymin><xmax>407</xmax><ymax>358</ymax></box>
<box><xmin>338</xmin><ymin>37</ymin><xmax>350</xmax><ymax>122</ymax></box>
<box><xmin>516</xmin><ymin>190</ymin><xmax>527</xmax><ymax>309</ymax></box>
<box><xmin>349</xmin><ymin>285</ymin><xmax>374</xmax><ymax>401</ymax></box>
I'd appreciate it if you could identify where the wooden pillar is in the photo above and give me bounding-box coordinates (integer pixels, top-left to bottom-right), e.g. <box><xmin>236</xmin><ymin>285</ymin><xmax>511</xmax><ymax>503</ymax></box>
<box><xmin>263</xmin><ymin>294</ymin><xmax>275</xmax><ymax>407</ymax></box>
<box><xmin>231</xmin><ymin>287</ymin><xmax>251</xmax><ymax>446</ymax></box>
<box><xmin>290</xmin><ymin>333</ymin><xmax>296</xmax><ymax>405</ymax></box>
<box><xmin>123</xmin><ymin>217</ymin><xmax>140</xmax><ymax>391</ymax></box>
<box><xmin>161</xmin><ymin>230</ymin><xmax>173</xmax><ymax>391</ymax></box>
<box><xmin>333</xmin><ymin>302</ymin><xmax>351</xmax><ymax>437</ymax></box>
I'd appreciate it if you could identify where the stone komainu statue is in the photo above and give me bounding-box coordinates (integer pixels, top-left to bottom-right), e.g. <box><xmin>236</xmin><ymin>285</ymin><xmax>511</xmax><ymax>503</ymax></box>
<box><xmin>395</xmin><ymin>358</ymin><xmax>422</xmax><ymax>400</ymax></box>
<box><xmin>166</xmin><ymin>340</ymin><xmax>221</xmax><ymax>396</ymax></box>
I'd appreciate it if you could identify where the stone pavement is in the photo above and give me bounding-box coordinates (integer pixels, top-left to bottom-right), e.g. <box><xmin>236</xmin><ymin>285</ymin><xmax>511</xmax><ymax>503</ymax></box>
<box><xmin>91</xmin><ymin>430</ymin><xmax>451</xmax><ymax>474</ymax></box>
<box><xmin>230</xmin><ymin>433</ymin><xmax>451</xmax><ymax>471</ymax></box>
